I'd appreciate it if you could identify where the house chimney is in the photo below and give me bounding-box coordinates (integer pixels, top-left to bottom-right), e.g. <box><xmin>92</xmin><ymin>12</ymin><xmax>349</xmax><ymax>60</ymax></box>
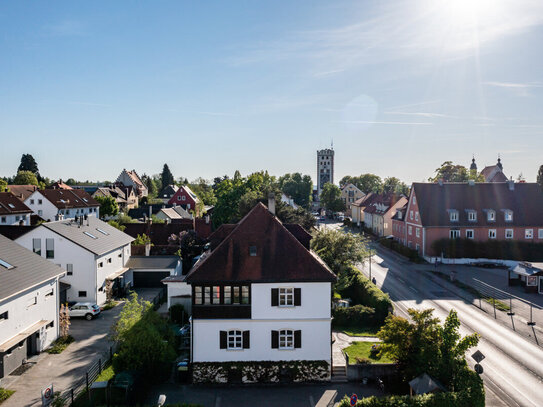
<box><xmin>268</xmin><ymin>193</ymin><xmax>276</xmax><ymax>215</ymax></box>
<box><xmin>507</xmin><ymin>178</ymin><xmax>515</xmax><ymax>191</ymax></box>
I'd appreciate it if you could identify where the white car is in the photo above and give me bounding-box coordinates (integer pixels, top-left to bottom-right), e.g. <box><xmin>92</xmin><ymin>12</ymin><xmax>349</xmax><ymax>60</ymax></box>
<box><xmin>69</xmin><ymin>302</ymin><xmax>101</xmax><ymax>320</ymax></box>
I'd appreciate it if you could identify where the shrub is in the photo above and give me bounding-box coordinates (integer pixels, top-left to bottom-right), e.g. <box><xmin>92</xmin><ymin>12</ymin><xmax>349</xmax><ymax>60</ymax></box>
<box><xmin>46</xmin><ymin>335</ymin><xmax>75</xmax><ymax>354</ymax></box>
<box><xmin>333</xmin><ymin>305</ymin><xmax>377</xmax><ymax>327</ymax></box>
<box><xmin>0</xmin><ymin>388</ymin><xmax>15</xmax><ymax>403</ymax></box>
<box><xmin>431</xmin><ymin>238</ymin><xmax>543</xmax><ymax>261</ymax></box>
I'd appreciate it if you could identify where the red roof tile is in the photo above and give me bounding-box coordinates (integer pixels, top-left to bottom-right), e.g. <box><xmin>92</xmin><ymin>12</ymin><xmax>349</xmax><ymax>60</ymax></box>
<box><xmin>0</xmin><ymin>192</ymin><xmax>33</xmax><ymax>215</ymax></box>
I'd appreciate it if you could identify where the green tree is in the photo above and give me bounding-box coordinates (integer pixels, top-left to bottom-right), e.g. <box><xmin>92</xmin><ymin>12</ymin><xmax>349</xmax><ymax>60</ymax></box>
<box><xmin>320</xmin><ymin>183</ymin><xmax>345</xmax><ymax>212</ymax></box>
<box><xmin>111</xmin><ymin>292</ymin><xmax>152</xmax><ymax>342</ymax></box>
<box><xmin>107</xmin><ymin>220</ymin><xmax>126</xmax><ymax>231</ymax></box>
<box><xmin>538</xmin><ymin>165</ymin><xmax>543</xmax><ymax>190</ymax></box>
<box><xmin>383</xmin><ymin>177</ymin><xmax>409</xmax><ymax>195</ymax></box>
<box><xmin>310</xmin><ymin>229</ymin><xmax>369</xmax><ymax>275</ymax></box>
<box><xmin>94</xmin><ymin>195</ymin><xmax>119</xmax><ymax>218</ymax></box>
<box><xmin>160</xmin><ymin>163</ymin><xmax>174</xmax><ymax>188</ymax></box>
<box><xmin>278</xmin><ymin>173</ymin><xmax>313</xmax><ymax>208</ymax></box>
<box><xmin>340</xmin><ymin>174</ymin><xmax>383</xmax><ymax>194</ymax></box>
<box><xmin>13</xmin><ymin>170</ymin><xmax>39</xmax><ymax>186</ymax></box>
<box><xmin>133</xmin><ymin>233</ymin><xmax>152</xmax><ymax>245</ymax></box>
<box><xmin>18</xmin><ymin>154</ymin><xmax>40</xmax><ymax>178</ymax></box>
<box><xmin>429</xmin><ymin>161</ymin><xmax>484</xmax><ymax>183</ymax></box>
<box><xmin>190</xmin><ymin>178</ymin><xmax>217</xmax><ymax>206</ymax></box>
<box><xmin>0</xmin><ymin>179</ymin><xmax>8</xmax><ymax>192</ymax></box>
<box><xmin>378</xmin><ymin>308</ymin><xmax>479</xmax><ymax>388</ymax></box>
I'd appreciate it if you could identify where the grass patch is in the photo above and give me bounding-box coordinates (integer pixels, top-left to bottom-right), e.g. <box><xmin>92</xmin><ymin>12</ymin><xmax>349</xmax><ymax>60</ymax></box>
<box><xmin>96</xmin><ymin>365</ymin><xmax>115</xmax><ymax>382</ymax></box>
<box><xmin>335</xmin><ymin>325</ymin><xmax>380</xmax><ymax>337</ymax></box>
<box><xmin>101</xmin><ymin>301</ymin><xmax>119</xmax><ymax>311</ymax></box>
<box><xmin>46</xmin><ymin>335</ymin><xmax>75</xmax><ymax>354</ymax></box>
<box><xmin>0</xmin><ymin>388</ymin><xmax>14</xmax><ymax>404</ymax></box>
<box><xmin>344</xmin><ymin>342</ymin><xmax>394</xmax><ymax>365</ymax></box>
<box><xmin>433</xmin><ymin>272</ymin><xmax>511</xmax><ymax>312</ymax></box>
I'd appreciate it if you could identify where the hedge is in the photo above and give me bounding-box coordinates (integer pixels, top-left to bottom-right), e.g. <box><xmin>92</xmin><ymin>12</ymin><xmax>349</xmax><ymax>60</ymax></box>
<box><xmin>379</xmin><ymin>238</ymin><xmax>422</xmax><ymax>262</ymax></box>
<box><xmin>332</xmin><ymin>305</ymin><xmax>378</xmax><ymax>327</ymax></box>
<box><xmin>339</xmin><ymin>266</ymin><xmax>393</xmax><ymax>325</ymax></box>
<box><xmin>431</xmin><ymin>238</ymin><xmax>543</xmax><ymax>261</ymax></box>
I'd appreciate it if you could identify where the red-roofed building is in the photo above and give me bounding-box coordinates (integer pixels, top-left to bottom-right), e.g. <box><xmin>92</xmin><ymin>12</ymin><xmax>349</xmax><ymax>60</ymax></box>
<box><xmin>115</xmin><ymin>169</ymin><xmax>148</xmax><ymax>198</ymax></box>
<box><xmin>167</xmin><ymin>185</ymin><xmax>201</xmax><ymax>215</ymax></box>
<box><xmin>0</xmin><ymin>192</ymin><xmax>33</xmax><ymax>225</ymax></box>
<box><xmin>363</xmin><ymin>193</ymin><xmax>408</xmax><ymax>237</ymax></box>
<box><xmin>23</xmin><ymin>189</ymin><xmax>100</xmax><ymax>221</ymax></box>
<box><xmin>164</xmin><ymin>202</ymin><xmax>336</xmax><ymax>383</ymax></box>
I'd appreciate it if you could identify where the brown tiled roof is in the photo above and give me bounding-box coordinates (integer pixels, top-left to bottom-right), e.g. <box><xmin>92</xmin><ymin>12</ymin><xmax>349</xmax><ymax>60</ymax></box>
<box><xmin>0</xmin><ymin>192</ymin><xmax>33</xmax><ymax>215</ymax></box>
<box><xmin>284</xmin><ymin>224</ymin><xmax>312</xmax><ymax>250</ymax></box>
<box><xmin>48</xmin><ymin>180</ymin><xmax>73</xmax><ymax>190</ymax></box>
<box><xmin>40</xmin><ymin>189</ymin><xmax>100</xmax><ymax>209</ymax></box>
<box><xmin>5</xmin><ymin>185</ymin><xmax>38</xmax><ymax>201</ymax></box>
<box><xmin>480</xmin><ymin>166</ymin><xmax>508</xmax><ymax>182</ymax></box>
<box><xmin>127</xmin><ymin>170</ymin><xmax>144</xmax><ymax>188</ymax></box>
<box><xmin>208</xmin><ymin>224</ymin><xmax>237</xmax><ymax>250</ymax></box>
<box><xmin>363</xmin><ymin>193</ymin><xmax>404</xmax><ymax>215</ymax></box>
<box><xmin>352</xmin><ymin>192</ymin><xmax>375</xmax><ymax>208</ymax></box>
<box><xmin>392</xmin><ymin>204</ymin><xmax>407</xmax><ymax>221</ymax></box>
<box><xmin>413</xmin><ymin>182</ymin><xmax>543</xmax><ymax>227</ymax></box>
<box><xmin>185</xmin><ymin>203</ymin><xmax>336</xmax><ymax>284</ymax></box>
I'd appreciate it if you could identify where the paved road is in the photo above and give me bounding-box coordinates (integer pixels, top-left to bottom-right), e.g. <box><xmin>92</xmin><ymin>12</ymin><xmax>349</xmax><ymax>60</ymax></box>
<box><xmin>1</xmin><ymin>304</ymin><xmax>123</xmax><ymax>407</ymax></box>
<box><xmin>363</xmin><ymin>247</ymin><xmax>543</xmax><ymax>407</ymax></box>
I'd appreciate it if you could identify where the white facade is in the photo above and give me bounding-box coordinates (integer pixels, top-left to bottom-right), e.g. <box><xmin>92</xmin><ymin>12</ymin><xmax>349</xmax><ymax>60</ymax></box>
<box><xmin>165</xmin><ymin>281</ymin><xmax>192</xmax><ymax>313</ymax></box>
<box><xmin>16</xmin><ymin>228</ymin><xmax>131</xmax><ymax>305</ymax></box>
<box><xmin>24</xmin><ymin>191</ymin><xmax>99</xmax><ymax>221</ymax></box>
<box><xmin>0</xmin><ymin>212</ymin><xmax>30</xmax><ymax>226</ymax></box>
<box><xmin>192</xmin><ymin>282</ymin><xmax>332</xmax><ymax>364</ymax></box>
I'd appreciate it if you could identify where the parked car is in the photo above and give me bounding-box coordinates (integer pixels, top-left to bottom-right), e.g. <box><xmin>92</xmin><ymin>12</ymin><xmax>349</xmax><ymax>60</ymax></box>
<box><xmin>69</xmin><ymin>302</ymin><xmax>101</xmax><ymax>320</ymax></box>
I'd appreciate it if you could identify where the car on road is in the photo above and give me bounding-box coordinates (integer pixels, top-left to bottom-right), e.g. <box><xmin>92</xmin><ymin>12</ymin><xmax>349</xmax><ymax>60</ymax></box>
<box><xmin>69</xmin><ymin>302</ymin><xmax>101</xmax><ymax>320</ymax></box>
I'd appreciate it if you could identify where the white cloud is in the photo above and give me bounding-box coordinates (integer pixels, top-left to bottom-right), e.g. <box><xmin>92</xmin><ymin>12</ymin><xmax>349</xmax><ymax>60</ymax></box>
<box><xmin>339</xmin><ymin>120</ymin><xmax>433</xmax><ymax>126</ymax></box>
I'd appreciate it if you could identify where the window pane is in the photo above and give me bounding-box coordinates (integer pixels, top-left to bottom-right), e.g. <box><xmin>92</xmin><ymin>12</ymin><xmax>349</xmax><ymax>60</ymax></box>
<box><xmin>32</xmin><ymin>238</ymin><xmax>41</xmax><ymax>255</ymax></box>
<box><xmin>233</xmin><ymin>287</ymin><xmax>240</xmax><ymax>304</ymax></box>
<box><xmin>195</xmin><ymin>286</ymin><xmax>202</xmax><ymax>305</ymax></box>
<box><xmin>224</xmin><ymin>287</ymin><xmax>231</xmax><ymax>304</ymax></box>
<box><xmin>204</xmin><ymin>287</ymin><xmax>211</xmax><ymax>304</ymax></box>
<box><xmin>242</xmin><ymin>286</ymin><xmax>249</xmax><ymax>304</ymax></box>
<box><xmin>213</xmin><ymin>286</ymin><xmax>221</xmax><ymax>304</ymax></box>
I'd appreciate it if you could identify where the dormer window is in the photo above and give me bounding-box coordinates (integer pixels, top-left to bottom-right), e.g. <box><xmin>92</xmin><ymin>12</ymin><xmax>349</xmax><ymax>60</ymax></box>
<box><xmin>487</xmin><ymin>210</ymin><xmax>495</xmax><ymax>222</ymax></box>
<box><xmin>504</xmin><ymin>210</ymin><xmax>513</xmax><ymax>222</ymax></box>
<box><xmin>467</xmin><ymin>211</ymin><xmax>477</xmax><ymax>222</ymax></box>
<box><xmin>449</xmin><ymin>210</ymin><xmax>459</xmax><ymax>222</ymax></box>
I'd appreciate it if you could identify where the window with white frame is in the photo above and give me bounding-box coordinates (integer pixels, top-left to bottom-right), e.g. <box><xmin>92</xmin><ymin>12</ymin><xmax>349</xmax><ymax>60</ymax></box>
<box><xmin>279</xmin><ymin>329</ymin><xmax>294</xmax><ymax>349</ymax></box>
<box><xmin>182</xmin><ymin>195</ymin><xmax>186</xmax><ymax>201</ymax></box>
<box><xmin>468</xmin><ymin>211</ymin><xmax>477</xmax><ymax>222</ymax></box>
<box><xmin>194</xmin><ymin>286</ymin><xmax>202</xmax><ymax>304</ymax></box>
<box><xmin>450</xmin><ymin>211</ymin><xmax>459</xmax><ymax>222</ymax></box>
<box><xmin>415</xmin><ymin>212</ymin><xmax>419</xmax><ymax>221</ymax></box>
<box><xmin>539</xmin><ymin>229</ymin><xmax>543</xmax><ymax>239</ymax></box>
<box><xmin>46</xmin><ymin>238</ymin><xmax>54</xmax><ymax>259</ymax></box>
<box><xmin>488</xmin><ymin>229</ymin><xmax>496</xmax><ymax>239</ymax></box>
<box><xmin>466</xmin><ymin>230</ymin><xmax>474</xmax><ymax>239</ymax></box>
<box><xmin>505</xmin><ymin>229</ymin><xmax>513</xmax><ymax>239</ymax></box>
<box><xmin>487</xmin><ymin>210</ymin><xmax>495</xmax><ymax>221</ymax></box>
<box><xmin>32</xmin><ymin>238</ymin><xmax>41</xmax><ymax>255</ymax></box>
<box><xmin>408</xmin><ymin>226</ymin><xmax>412</xmax><ymax>235</ymax></box>
<box><xmin>279</xmin><ymin>287</ymin><xmax>294</xmax><ymax>306</ymax></box>
<box><xmin>416</xmin><ymin>228</ymin><xmax>420</xmax><ymax>238</ymax></box>
<box><xmin>410</xmin><ymin>211</ymin><xmax>413</xmax><ymax>220</ymax></box>
<box><xmin>66</xmin><ymin>264</ymin><xmax>73</xmax><ymax>276</ymax></box>
<box><xmin>227</xmin><ymin>330</ymin><xmax>243</xmax><ymax>350</ymax></box>
<box><xmin>450</xmin><ymin>230</ymin><xmax>460</xmax><ymax>239</ymax></box>
<box><xmin>525</xmin><ymin>229</ymin><xmax>533</xmax><ymax>239</ymax></box>
<box><xmin>504</xmin><ymin>210</ymin><xmax>513</xmax><ymax>222</ymax></box>
<box><xmin>413</xmin><ymin>196</ymin><xmax>417</xmax><ymax>205</ymax></box>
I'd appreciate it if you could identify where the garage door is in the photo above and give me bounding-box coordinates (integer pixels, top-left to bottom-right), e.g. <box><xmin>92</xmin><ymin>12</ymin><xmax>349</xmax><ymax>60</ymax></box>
<box><xmin>133</xmin><ymin>271</ymin><xmax>170</xmax><ymax>288</ymax></box>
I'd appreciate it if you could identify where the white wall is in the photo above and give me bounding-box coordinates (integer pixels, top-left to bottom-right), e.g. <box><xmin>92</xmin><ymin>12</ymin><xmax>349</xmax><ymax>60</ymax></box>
<box><xmin>0</xmin><ymin>213</ymin><xmax>30</xmax><ymax>226</ymax></box>
<box><xmin>25</xmin><ymin>191</ymin><xmax>58</xmax><ymax>221</ymax></box>
<box><xmin>251</xmin><ymin>282</ymin><xmax>331</xmax><ymax>320</ymax></box>
<box><xmin>192</xmin><ymin>319</ymin><xmax>331</xmax><ymax>363</ymax></box>
<box><xmin>0</xmin><ymin>279</ymin><xmax>60</xmax><ymax>352</ymax></box>
<box><xmin>95</xmin><ymin>244</ymin><xmax>130</xmax><ymax>305</ymax></box>
<box><xmin>165</xmin><ymin>281</ymin><xmax>191</xmax><ymax>311</ymax></box>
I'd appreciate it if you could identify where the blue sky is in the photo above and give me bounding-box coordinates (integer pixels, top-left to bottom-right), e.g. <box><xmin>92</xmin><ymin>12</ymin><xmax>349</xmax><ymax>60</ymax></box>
<box><xmin>1</xmin><ymin>0</ymin><xmax>543</xmax><ymax>184</ymax></box>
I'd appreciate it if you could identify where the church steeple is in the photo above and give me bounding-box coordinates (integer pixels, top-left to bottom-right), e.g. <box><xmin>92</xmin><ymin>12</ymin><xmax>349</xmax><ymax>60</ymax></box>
<box><xmin>470</xmin><ymin>156</ymin><xmax>477</xmax><ymax>171</ymax></box>
<box><xmin>497</xmin><ymin>155</ymin><xmax>503</xmax><ymax>170</ymax></box>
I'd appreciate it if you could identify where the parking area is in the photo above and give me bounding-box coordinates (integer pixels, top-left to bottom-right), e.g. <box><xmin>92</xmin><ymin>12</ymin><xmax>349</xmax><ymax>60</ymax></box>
<box><xmin>1</xmin><ymin>303</ymin><xmax>124</xmax><ymax>407</ymax></box>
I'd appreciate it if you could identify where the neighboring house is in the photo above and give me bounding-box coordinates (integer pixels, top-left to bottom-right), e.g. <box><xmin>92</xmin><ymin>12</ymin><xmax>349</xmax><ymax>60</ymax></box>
<box><xmin>281</xmin><ymin>193</ymin><xmax>299</xmax><ymax>210</ymax></box>
<box><xmin>16</xmin><ymin>217</ymin><xmax>134</xmax><ymax>305</ymax></box>
<box><xmin>0</xmin><ymin>234</ymin><xmax>64</xmax><ymax>378</ymax></box>
<box><xmin>351</xmin><ymin>193</ymin><xmax>374</xmax><ymax>227</ymax></box>
<box><xmin>24</xmin><ymin>189</ymin><xmax>100</xmax><ymax>221</ymax></box>
<box><xmin>158</xmin><ymin>185</ymin><xmax>179</xmax><ymax>204</ymax></box>
<box><xmin>363</xmin><ymin>193</ymin><xmax>407</xmax><ymax>237</ymax></box>
<box><xmin>47</xmin><ymin>180</ymin><xmax>73</xmax><ymax>190</ymax></box>
<box><xmin>93</xmin><ymin>186</ymin><xmax>137</xmax><ymax>211</ymax></box>
<box><xmin>5</xmin><ymin>185</ymin><xmax>38</xmax><ymax>202</ymax></box>
<box><xmin>480</xmin><ymin>157</ymin><xmax>508</xmax><ymax>183</ymax></box>
<box><xmin>402</xmin><ymin>181</ymin><xmax>543</xmax><ymax>259</ymax></box>
<box><xmin>167</xmin><ymin>186</ymin><xmax>201</xmax><ymax>215</ymax></box>
<box><xmin>115</xmin><ymin>169</ymin><xmax>148</xmax><ymax>198</ymax></box>
<box><xmin>125</xmin><ymin>256</ymin><xmax>181</xmax><ymax>288</ymax></box>
<box><xmin>175</xmin><ymin>202</ymin><xmax>336</xmax><ymax>384</ymax></box>
<box><xmin>0</xmin><ymin>192</ymin><xmax>33</xmax><ymax>225</ymax></box>
<box><xmin>392</xmin><ymin>204</ymin><xmax>407</xmax><ymax>246</ymax></box>
<box><xmin>155</xmin><ymin>206</ymin><xmax>192</xmax><ymax>223</ymax></box>
<box><xmin>340</xmin><ymin>184</ymin><xmax>365</xmax><ymax>217</ymax></box>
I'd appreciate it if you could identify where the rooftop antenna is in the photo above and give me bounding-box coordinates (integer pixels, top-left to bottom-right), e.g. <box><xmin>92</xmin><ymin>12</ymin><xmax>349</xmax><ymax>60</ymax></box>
<box><xmin>331</xmin><ymin>138</ymin><xmax>334</xmax><ymax>150</ymax></box>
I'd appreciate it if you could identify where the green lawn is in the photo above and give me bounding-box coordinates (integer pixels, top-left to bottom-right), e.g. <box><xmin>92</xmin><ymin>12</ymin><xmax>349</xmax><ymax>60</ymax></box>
<box><xmin>334</xmin><ymin>325</ymin><xmax>380</xmax><ymax>337</ymax></box>
<box><xmin>0</xmin><ymin>388</ymin><xmax>15</xmax><ymax>405</ymax></box>
<box><xmin>95</xmin><ymin>365</ymin><xmax>115</xmax><ymax>382</ymax></box>
<box><xmin>343</xmin><ymin>341</ymin><xmax>395</xmax><ymax>364</ymax></box>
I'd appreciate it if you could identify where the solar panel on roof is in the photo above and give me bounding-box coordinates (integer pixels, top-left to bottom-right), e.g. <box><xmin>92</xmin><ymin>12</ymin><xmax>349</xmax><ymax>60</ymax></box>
<box><xmin>0</xmin><ymin>258</ymin><xmax>14</xmax><ymax>270</ymax></box>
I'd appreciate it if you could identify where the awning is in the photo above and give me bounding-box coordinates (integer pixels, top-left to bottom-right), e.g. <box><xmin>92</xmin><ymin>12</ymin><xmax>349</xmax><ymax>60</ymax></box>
<box><xmin>106</xmin><ymin>267</ymin><xmax>129</xmax><ymax>281</ymax></box>
<box><xmin>0</xmin><ymin>320</ymin><xmax>50</xmax><ymax>353</ymax></box>
<box><xmin>510</xmin><ymin>263</ymin><xmax>543</xmax><ymax>277</ymax></box>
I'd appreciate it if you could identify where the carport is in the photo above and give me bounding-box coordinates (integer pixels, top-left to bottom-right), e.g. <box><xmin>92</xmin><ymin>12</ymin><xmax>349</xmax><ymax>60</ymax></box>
<box><xmin>125</xmin><ymin>256</ymin><xmax>181</xmax><ymax>289</ymax></box>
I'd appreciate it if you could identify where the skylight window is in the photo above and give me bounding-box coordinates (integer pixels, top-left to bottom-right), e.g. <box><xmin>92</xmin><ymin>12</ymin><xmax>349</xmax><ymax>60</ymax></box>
<box><xmin>83</xmin><ymin>198</ymin><xmax>88</xmax><ymax>202</ymax></box>
<box><xmin>96</xmin><ymin>228</ymin><xmax>109</xmax><ymax>236</ymax></box>
<box><xmin>0</xmin><ymin>258</ymin><xmax>14</xmax><ymax>270</ymax></box>
<box><xmin>8</xmin><ymin>203</ymin><xmax>15</xmax><ymax>209</ymax></box>
<box><xmin>84</xmin><ymin>231</ymin><xmax>97</xmax><ymax>239</ymax></box>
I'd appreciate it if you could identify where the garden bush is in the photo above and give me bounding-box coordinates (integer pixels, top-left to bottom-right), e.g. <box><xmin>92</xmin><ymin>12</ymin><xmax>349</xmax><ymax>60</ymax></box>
<box><xmin>333</xmin><ymin>305</ymin><xmax>377</xmax><ymax>327</ymax></box>
<box><xmin>0</xmin><ymin>388</ymin><xmax>14</xmax><ymax>403</ymax></box>
<box><xmin>46</xmin><ymin>335</ymin><xmax>75</xmax><ymax>354</ymax></box>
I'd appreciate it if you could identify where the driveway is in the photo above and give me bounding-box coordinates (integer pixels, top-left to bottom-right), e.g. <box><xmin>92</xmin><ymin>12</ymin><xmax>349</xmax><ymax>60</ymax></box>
<box><xmin>1</xmin><ymin>303</ymin><xmax>123</xmax><ymax>407</ymax></box>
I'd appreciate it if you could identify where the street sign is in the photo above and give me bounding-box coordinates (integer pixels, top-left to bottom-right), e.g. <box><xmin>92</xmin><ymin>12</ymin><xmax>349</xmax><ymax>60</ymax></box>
<box><xmin>350</xmin><ymin>394</ymin><xmax>358</xmax><ymax>406</ymax></box>
<box><xmin>471</xmin><ymin>350</ymin><xmax>485</xmax><ymax>363</ymax></box>
<box><xmin>41</xmin><ymin>384</ymin><xmax>54</xmax><ymax>406</ymax></box>
<box><xmin>474</xmin><ymin>363</ymin><xmax>484</xmax><ymax>374</ymax></box>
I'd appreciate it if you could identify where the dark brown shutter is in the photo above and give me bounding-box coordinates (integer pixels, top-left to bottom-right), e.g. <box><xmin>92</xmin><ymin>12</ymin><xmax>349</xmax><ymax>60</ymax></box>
<box><xmin>294</xmin><ymin>288</ymin><xmax>301</xmax><ymax>306</ymax></box>
<box><xmin>243</xmin><ymin>331</ymin><xmax>250</xmax><ymax>349</ymax></box>
<box><xmin>271</xmin><ymin>288</ymin><xmax>279</xmax><ymax>306</ymax></box>
<box><xmin>294</xmin><ymin>330</ymin><xmax>302</xmax><ymax>348</ymax></box>
<box><xmin>220</xmin><ymin>331</ymin><xmax>227</xmax><ymax>349</ymax></box>
<box><xmin>271</xmin><ymin>330</ymin><xmax>279</xmax><ymax>349</ymax></box>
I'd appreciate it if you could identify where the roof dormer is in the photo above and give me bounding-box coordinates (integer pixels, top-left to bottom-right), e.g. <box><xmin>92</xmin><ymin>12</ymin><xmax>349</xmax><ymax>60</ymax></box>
<box><xmin>448</xmin><ymin>209</ymin><xmax>459</xmax><ymax>222</ymax></box>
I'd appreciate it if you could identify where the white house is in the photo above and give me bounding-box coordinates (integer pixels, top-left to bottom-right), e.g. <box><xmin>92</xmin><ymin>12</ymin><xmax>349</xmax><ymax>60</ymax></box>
<box><xmin>16</xmin><ymin>217</ymin><xmax>134</xmax><ymax>305</ymax></box>
<box><xmin>24</xmin><ymin>189</ymin><xmax>100</xmax><ymax>222</ymax></box>
<box><xmin>180</xmin><ymin>202</ymin><xmax>336</xmax><ymax>383</ymax></box>
<box><xmin>0</xmin><ymin>234</ymin><xmax>64</xmax><ymax>378</ymax></box>
<box><xmin>0</xmin><ymin>192</ymin><xmax>32</xmax><ymax>226</ymax></box>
